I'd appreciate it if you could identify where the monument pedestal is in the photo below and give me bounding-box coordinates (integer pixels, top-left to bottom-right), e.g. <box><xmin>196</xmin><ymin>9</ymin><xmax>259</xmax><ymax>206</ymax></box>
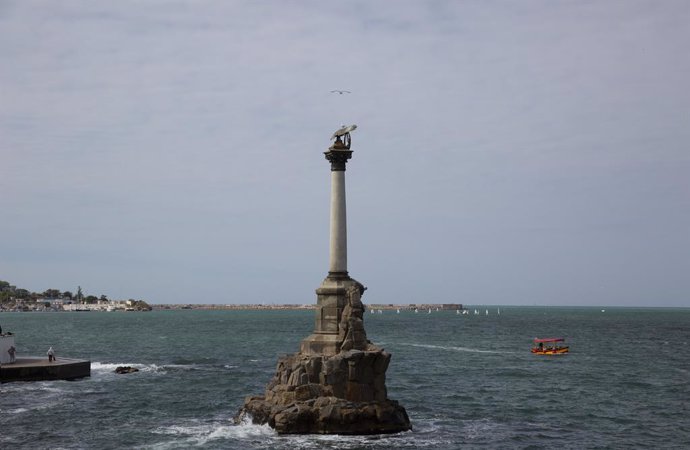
<box><xmin>300</xmin><ymin>274</ymin><xmax>365</xmax><ymax>356</ymax></box>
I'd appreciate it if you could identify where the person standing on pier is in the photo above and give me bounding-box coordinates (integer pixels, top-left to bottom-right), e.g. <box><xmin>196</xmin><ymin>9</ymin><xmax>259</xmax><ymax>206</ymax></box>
<box><xmin>8</xmin><ymin>345</ymin><xmax>15</xmax><ymax>363</ymax></box>
<box><xmin>47</xmin><ymin>346</ymin><xmax>55</xmax><ymax>362</ymax></box>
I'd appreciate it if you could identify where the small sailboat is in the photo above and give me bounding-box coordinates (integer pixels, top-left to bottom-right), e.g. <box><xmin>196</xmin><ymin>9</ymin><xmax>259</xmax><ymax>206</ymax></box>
<box><xmin>485</xmin><ymin>309</ymin><xmax>489</xmax><ymax>315</ymax></box>
<box><xmin>396</xmin><ymin>309</ymin><xmax>400</xmax><ymax>314</ymax></box>
<box><xmin>428</xmin><ymin>308</ymin><xmax>431</xmax><ymax>314</ymax></box>
<box><xmin>474</xmin><ymin>309</ymin><xmax>479</xmax><ymax>315</ymax></box>
<box><xmin>414</xmin><ymin>308</ymin><xmax>418</xmax><ymax>313</ymax></box>
<box><xmin>497</xmin><ymin>308</ymin><xmax>500</xmax><ymax>315</ymax></box>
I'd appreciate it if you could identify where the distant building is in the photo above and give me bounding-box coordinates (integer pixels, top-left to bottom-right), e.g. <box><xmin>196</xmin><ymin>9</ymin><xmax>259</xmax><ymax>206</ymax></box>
<box><xmin>440</xmin><ymin>304</ymin><xmax>463</xmax><ymax>310</ymax></box>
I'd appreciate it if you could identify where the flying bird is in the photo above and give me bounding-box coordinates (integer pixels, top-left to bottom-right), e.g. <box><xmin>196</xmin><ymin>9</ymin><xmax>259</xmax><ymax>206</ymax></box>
<box><xmin>330</xmin><ymin>90</ymin><xmax>351</xmax><ymax>95</ymax></box>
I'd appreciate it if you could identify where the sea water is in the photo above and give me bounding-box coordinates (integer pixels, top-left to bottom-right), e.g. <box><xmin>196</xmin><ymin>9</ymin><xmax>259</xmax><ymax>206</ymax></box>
<box><xmin>1</xmin><ymin>307</ymin><xmax>688</xmax><ymax>449</ymax></box>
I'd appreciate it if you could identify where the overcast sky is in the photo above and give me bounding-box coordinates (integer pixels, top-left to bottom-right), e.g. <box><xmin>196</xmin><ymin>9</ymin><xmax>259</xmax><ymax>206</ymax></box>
<box><xmin>1</xmin><ymin>0</ymin><xmax>688</xmax><ymax>306</ymax></box>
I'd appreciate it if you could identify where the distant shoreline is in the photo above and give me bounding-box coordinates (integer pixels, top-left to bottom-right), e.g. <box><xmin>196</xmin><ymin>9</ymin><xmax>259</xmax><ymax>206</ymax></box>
<box><xmin>149</xmin><ymin>304</ymin><xmax>690</xmax><ymax>310</ymax></box>
<box><xmin>153</xmin><ymin>303</ymin><xmax>465</xmax><ymax>311</ymax></box>
<box><xmin>3</xmin><ymin>304</ymin><xmax>685</xmax><ymax>313</ymax></box>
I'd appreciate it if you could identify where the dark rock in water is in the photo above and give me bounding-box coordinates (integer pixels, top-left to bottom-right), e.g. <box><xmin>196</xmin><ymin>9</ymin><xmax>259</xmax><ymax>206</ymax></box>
<box><xmin>236</xmin><ymin>286</ymin><xmax>411</xmax><ymax>434</ymax></box>
<box><xmin>236</xmin><ymin>349</ymin><xmax>410</xmax><ymax>434</ymax></box>
<box><xmin>114</xmin><ymin>366</ymin><xmax>139</xmax><ymax>374</ymax></box>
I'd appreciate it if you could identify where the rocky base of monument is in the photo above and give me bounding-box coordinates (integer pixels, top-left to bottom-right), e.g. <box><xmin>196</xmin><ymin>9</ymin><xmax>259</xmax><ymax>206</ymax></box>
<box><xmin>236</xmin><ymin>347</ymin><xmax>411</xmax><ymax>434</ymax></box>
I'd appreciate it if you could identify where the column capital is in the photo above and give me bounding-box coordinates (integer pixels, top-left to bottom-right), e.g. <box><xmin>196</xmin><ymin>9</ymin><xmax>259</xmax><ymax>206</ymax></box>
<box><xmin>324</xmin><ymin>148</ymin><xmax>353</xmax><ymax>171</ymax></box>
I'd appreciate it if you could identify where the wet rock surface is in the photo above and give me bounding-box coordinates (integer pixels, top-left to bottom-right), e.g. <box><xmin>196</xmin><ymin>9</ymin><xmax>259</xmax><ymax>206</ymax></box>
<box><xmin>237</xmin><ymin>348</ymin><xmax>410</xmax><ymax>434</ymax></box>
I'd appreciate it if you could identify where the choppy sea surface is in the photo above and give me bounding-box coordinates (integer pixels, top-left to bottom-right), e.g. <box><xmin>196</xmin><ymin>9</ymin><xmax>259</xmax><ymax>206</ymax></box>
<box><xmin>1</xmin><ymin>307</ymin><xmax>688</xmax><ymax>449</ymax></box>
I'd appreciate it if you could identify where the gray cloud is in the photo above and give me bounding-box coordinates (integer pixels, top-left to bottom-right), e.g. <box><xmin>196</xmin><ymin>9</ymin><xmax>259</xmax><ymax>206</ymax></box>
<box><xmin>1</xmin><ymin>0</ymin><xmax>688</xmax><ymax>305</ymax></box>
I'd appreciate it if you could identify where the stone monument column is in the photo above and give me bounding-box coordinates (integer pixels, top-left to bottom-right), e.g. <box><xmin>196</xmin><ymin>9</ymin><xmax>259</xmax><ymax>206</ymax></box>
<box><xmin>238</xmin><ymin>125</ymin><xmax>411</xmax><ymax>435</ymax></box>
<box><xmin>300</xmin><ymin>135</ymin><xmax>364</xmax><ymax>356</ymax></box>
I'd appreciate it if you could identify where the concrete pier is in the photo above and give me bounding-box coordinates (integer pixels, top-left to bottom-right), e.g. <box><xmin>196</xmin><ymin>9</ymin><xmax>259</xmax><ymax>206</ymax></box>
<box><xmin>0</xmin><ymin>357</ymin><xmax>90</xmax><ymax>383</ymax></box>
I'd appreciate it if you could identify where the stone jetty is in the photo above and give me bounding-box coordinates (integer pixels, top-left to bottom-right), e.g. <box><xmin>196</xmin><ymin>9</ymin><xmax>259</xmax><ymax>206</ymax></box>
<box><xmin>236</xmin><ymin>127</ymin><xmax>411</xmax><ymax>434</ymax></box>
<box><xmin>0</xmin><ymin>356</ymin><xmax>90</xmax><ymax>383</ymax></box>
<box><xmin>1</xmin><ymin>334</ymin><xmax>90</xmax><ymax>383</ymax></box>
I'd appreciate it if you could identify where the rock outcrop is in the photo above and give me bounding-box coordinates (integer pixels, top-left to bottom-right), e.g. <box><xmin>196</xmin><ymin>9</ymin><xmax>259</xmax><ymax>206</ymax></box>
<box><xmin>236</xmin><ymin>286</ymin><xmax>411</xmax><ymax>434</ymax></box>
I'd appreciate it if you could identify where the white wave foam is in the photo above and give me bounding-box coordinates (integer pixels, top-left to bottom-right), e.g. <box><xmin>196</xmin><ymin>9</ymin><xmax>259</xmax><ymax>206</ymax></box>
<box><xmin>149</xmin><ymin>415</ymin><xmax>438</xmax><ymax>449</ymax></box>
<box><xmin>463</xmin><ymin>418</ymin><xmax>503</xmax><ymax>440</ymax></box>
<box><xmin>91</xmin><ymin>362</ymin><xmax>164</xmax><ymax>373</ymax></box>
<box><xmin>0</xmin><ymin>407</ymin><xmax>28</xmax><ymax>413</ymax></box>
<box><xmin>224</xmin><ymin>415</ymin><xmax>275</xmax><ymax>440</ymax></box>
<box><xmin>150</xmin><ymin>415</ymin><xmax>274</xmax><ymax>447</ymax></box>
<box><xmin>401</xmin><ymin>343</ymin><xmax>514</xmax><ymax>354</ymax></box>
<box><xmin>0</xmin><ymin>399</ymin><xmax>60</xmax><ymax>413</ymax></box>
<box><xmin>37</xmin><ymin>383</ymin><xmax>70</xmax><ymax>392</ymax></box>
<box><xmin>282</xmin><ymin>430</ymin><xmax>441</xmax><ymax>449</ymax></box>
<box><xmin>163</xmin><ymin>364</ymin><xmax>208</xmax><ymax>370</ymax></box>
<box><xmin>92</xmin><ymin>362</ymin><xmax>235</xmax><ymax>377</ymax></box>
<box><xmin>166</xmin><ymin>363</ymin><xmax>233</xmax><ymax>372</ymax></box>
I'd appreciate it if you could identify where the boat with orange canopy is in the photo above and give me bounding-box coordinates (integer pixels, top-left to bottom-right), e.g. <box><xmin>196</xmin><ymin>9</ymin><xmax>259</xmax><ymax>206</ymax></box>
<box><xmin>531</xmin><ymin>337</ymin><xmax>569</xmax><ymax>355</ymax></box>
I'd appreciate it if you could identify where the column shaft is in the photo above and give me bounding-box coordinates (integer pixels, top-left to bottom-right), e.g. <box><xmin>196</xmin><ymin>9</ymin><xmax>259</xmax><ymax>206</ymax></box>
<box><xmin>329</xmin><ymin>170</ymin><xmax>347</xmax><ymax>274</ymax></box>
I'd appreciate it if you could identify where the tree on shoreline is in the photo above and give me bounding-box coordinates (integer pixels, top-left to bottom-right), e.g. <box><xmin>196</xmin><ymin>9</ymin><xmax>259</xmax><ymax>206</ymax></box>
<box><xmin>43</xmin><ymin>289</ymin><xmax>61</xmax><ymax>299</ymax></box>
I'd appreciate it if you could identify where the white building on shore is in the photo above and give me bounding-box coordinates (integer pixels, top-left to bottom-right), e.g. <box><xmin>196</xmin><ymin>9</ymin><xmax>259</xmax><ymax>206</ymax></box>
<box><xmin>62</xmin><ymin>300</ymin><xmax>128</xmax><ymax>312</ymax></box>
